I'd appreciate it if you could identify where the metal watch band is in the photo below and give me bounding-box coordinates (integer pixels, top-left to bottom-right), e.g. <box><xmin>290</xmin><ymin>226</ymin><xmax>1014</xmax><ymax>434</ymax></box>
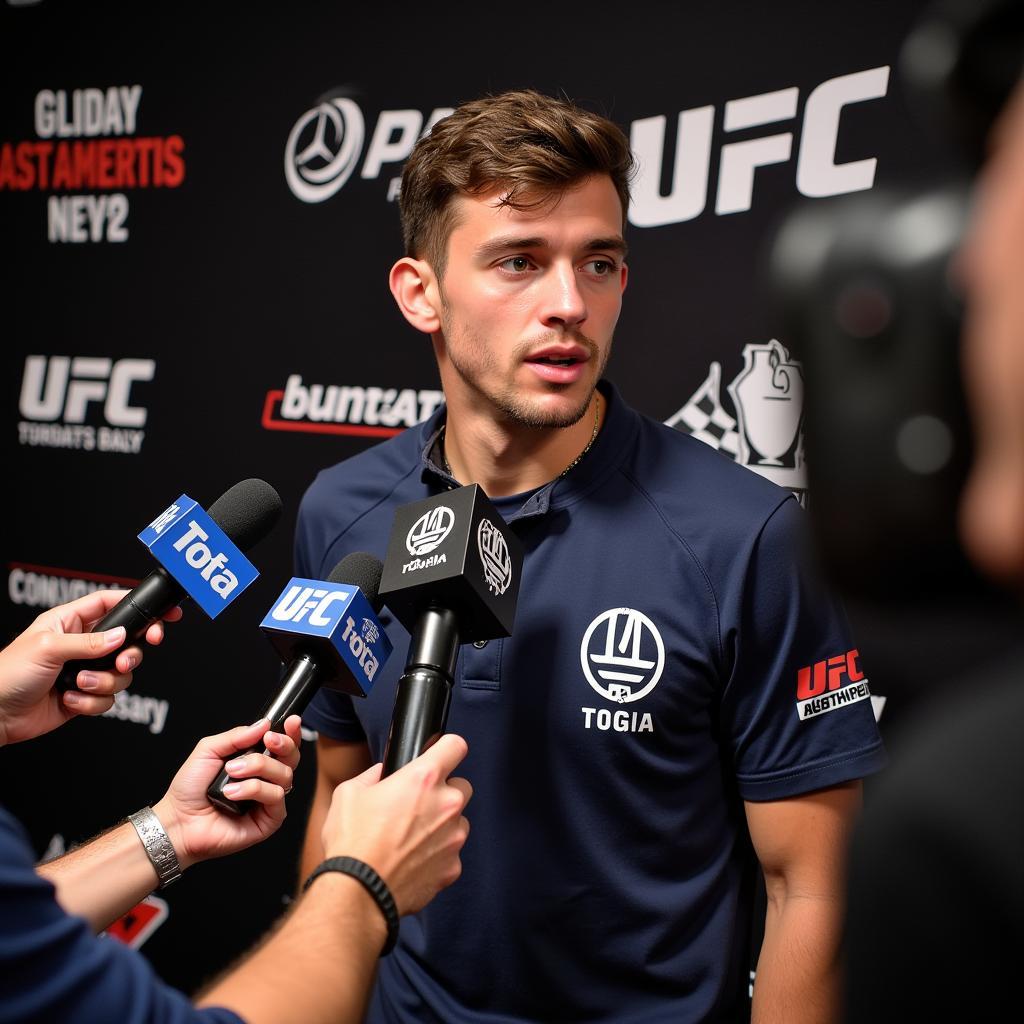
<box><xmin>303</xmin><ymin>855</ymin><xmax>399</xmax><ymax>956</ymax></box>
<box><xmin>128</xmin><ymin>806</ymin><xmax>182</xmax><ymax>889</ymax></box>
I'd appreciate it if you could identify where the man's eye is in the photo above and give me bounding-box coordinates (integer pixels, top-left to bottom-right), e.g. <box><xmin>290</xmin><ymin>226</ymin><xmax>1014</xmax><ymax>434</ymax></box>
<box><xmin>499</xmin><ymin>256</ymin><xmax>533</xmax><ymax>273</ymax></box>
<box><xmin>582</xmin><ymin>259</ymin><xmax>616</xmax><ymax>276</ymax></box>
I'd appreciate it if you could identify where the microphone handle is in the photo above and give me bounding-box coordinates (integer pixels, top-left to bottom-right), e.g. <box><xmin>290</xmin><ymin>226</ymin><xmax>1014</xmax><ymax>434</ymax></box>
<box><xmin>61</xmin><ymin>567</ymin><xmax>186</xmax><ymax>686</ymax></box>
<box><xmin>381</xmin><ymin>665</ymin><xmax>453</xmax><ymax>777</ymax></box>
<box><xmin>206</xmin><ymin>652</ymin><xmax>321</xmax><ymax>816</ymax></box>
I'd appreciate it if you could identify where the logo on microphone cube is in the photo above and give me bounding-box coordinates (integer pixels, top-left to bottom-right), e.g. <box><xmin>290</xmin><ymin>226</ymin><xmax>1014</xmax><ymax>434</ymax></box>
<box><xmin>137</xmin><ymin>495</ymin><xmax>259</xmax><ymax>618</ymax></box>
<box><xmin>260</xmin><ymin>578</ymin><xmax>393</xmax><ymax>698</ymax></box>
<box><xmin>380</xmin><ymin>484</ymin><xmax>522</xmax><ymax>644</ymax></box>
<box><xmin>477</xmin><ymin>518</ymin><xmax>512</xmax><ymax>596</ymax></box>
<box><xmin>406</xmin><ymin>506</ymin><xmax>455</xmax><ymax>557</ymax></box>
<box><xmin>146</xmin><ymin>503</ymin><xmax>180</xmax><ymax>535</ymax></box>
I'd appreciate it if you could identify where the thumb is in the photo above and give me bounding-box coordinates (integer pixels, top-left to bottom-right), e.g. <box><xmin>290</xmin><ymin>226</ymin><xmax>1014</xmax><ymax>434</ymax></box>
<box><xmin>195</xmin><ymin>719</ymin><xmax>271</xmax><ymax>761</ymax></box>
<box><xmin>409</xmin><ymin>733</ymin><xmax>469</xmax><ymax>779</ymax></box>
<box><xmin>348</xmin><ymin>763</ymin><xmax>384</xmax><ymax>789</ymax></box>
<box><xmin>37</xmin><ymin>626</ymin><xmax>126</xmax><ymax>667</ymax></box>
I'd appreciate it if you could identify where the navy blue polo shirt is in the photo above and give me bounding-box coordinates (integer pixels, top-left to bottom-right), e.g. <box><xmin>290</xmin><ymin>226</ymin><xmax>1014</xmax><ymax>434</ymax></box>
<box><xmin>298</xmin><ymin>381</ymin><xmax>885</xmax><ymax>1023</ymax></box>
<box><xmin>0</xmin><ymin>805</ymin><xmax>242</xmax><ymax>1024</ymax></box>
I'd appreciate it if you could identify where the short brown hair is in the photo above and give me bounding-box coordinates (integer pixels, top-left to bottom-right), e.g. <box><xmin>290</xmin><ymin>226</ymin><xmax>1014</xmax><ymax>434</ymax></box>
<box><xmin>398</xmin><ymin>89</ymin><xmax>635</xmax><ymax>274</ymax></box>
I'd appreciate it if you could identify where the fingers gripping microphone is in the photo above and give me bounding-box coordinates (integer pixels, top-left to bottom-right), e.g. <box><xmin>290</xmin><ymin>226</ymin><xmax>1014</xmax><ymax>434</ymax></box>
<box><xmin>379</xmin><ymin>485</ymin><xmax>522</xmax><ymax>777</ymax></box>
<box><xmin>206</xmin><ymin>551</ymin><xmax>391</xmax><ymax>815</ymax></box>
<box><xmin>64</xmin><ymin>479</ymin><xmax>282</xmax><ymax>684</ymax></box>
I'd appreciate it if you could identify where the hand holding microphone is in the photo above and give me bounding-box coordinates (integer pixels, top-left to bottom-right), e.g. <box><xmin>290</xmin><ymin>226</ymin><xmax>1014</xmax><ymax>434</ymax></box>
<box><xmin>63</xmin><ymin>477</ymin><xmax>282</xmax><ymax>688</ymax></box>
<box><xmin>207</xmin><ymin>551</ymin><xmax>392</xmax><ymax>815</ymax></box>
<box><xmin>152</xmin><ymin>716</ymin><xmax>304</xmax><ymax>872</ymax></box>
<box><xmin>0</xmin><ymin>589</ymin><xmax>181</xmax><ymax>747</ymax></box>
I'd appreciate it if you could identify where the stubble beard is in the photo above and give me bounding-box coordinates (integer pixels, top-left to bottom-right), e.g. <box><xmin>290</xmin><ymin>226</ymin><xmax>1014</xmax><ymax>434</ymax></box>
<box><xmin>441</xmin><ymin>315</ymin><xmax>611</xmax><ymax>430</ymax></box>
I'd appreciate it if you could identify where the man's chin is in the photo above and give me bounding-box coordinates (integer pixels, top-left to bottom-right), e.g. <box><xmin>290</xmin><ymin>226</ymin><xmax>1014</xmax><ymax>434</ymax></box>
<box><xmin>500</xmin><ymin>390</ymin><xmax>594</xmax><ymax>430</ymax></box>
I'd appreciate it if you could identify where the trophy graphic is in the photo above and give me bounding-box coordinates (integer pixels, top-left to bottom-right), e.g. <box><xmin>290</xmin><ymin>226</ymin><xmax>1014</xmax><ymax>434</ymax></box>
<box><xmin>667</xmin><ymin>339</ymin><xmax>807</xmax><ymax>498</ymax></box>
<box><xmin>727</xmin><ymin>339</ymin><xmax>805</xmax><ymax>485</ymax></box>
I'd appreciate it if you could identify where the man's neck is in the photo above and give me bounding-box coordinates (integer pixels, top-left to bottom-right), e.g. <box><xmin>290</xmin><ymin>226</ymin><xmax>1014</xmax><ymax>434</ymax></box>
<box><xmin>441</xmin><ymin>392</ymin><xmax>604</xmax><ymax>498</ymax></box>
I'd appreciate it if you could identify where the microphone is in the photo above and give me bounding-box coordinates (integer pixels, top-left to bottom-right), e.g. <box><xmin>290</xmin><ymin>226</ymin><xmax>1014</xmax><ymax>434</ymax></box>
<box><xmin>63</xmin><ymin>478</ymin><xmax>282</xmax><ymax>683</ymax></box>
<box><xmin>378</xmin><ymin>484</ymin><xmax>522</xmax><ymax>776</ymax></box>
<box><xmin>206</xmin><ymin>551</ymin><xmax>391</xmax><ymax>815</ymax></box>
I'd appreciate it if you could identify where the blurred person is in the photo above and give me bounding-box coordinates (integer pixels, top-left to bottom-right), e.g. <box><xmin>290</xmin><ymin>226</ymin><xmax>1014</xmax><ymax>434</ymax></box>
<box><xmin>297</xmin><ymin>89</ymin><xmax>885</xmax><ymax>1023</ymax></box>
<box><xmin>1</xmin><ymin>589</ymin><xmax>472</xmax><ymax>1023</ymax></box>
<box><xmin>843</xmin><ymin>81</ymin><xmax>1024</xmax><ymax>1024</ymax></box>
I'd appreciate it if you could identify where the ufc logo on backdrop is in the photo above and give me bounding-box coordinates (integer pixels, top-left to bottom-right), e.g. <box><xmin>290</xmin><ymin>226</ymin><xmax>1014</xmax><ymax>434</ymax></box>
<box><xmin>629</xmin><ymin>66</ymin><xmax>890</xmax><ymax>227</ymax></box>
<box><xmin>19</xmin><ymin>355</ymin><xmax>155</xmax><ymax>426</ymax></box>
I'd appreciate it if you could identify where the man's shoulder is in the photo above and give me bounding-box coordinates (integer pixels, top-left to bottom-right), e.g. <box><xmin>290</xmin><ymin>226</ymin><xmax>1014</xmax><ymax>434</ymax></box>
<box><xmin>626</xmin><ymin>408</ymin><xmax>797</xmax><ymax>530</ymax></box>
<box><xmin>295</xmin><ymin>428</ymin><xmax>427</xmax><ymax>571</ymax></box>
<box><xmin>302</xmin><ymin>428</ymin><xmax>423</xmax><ymax>513</ymax></box>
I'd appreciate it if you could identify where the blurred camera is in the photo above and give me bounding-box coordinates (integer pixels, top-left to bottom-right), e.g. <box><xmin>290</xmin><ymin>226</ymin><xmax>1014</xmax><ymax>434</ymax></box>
<box><xmin>767</xmin><ymin>0</ymin><xmax>1023</xmax><ymax>604</ymax></box>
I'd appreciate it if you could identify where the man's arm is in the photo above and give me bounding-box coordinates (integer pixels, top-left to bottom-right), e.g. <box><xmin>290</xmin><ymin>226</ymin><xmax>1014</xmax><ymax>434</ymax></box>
<box><xmin>745</xmin><ymin>781</ymin><xmax>862</xmax><ymax>1024</ymax></box>
<box><xmin>199</xmin><ymin>734</ymin><xmax>471</xmax><ymax>1024</ymax></box>
<box><xmin>38</xmin><ymin>718</ymin><xmax>301</xmax><ymax>931</ymax></box>
<box><xmin>299</xmin><ymin>734</ymin><xmax>371</xmax><ymax>883</ymax></box>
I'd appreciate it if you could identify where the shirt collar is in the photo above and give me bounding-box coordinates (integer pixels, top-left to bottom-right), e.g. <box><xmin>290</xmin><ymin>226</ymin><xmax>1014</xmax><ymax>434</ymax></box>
<box><xmin>418</xmin><ymin>380</ymin><xmax>638</xmax><ymax>522</ymax></box>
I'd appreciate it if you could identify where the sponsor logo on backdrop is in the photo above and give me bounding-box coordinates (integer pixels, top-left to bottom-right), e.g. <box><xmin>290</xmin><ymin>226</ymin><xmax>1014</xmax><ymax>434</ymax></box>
<box><xmin>630</xmin><ymin>66</ymin><xmax>890</xmax><ymax>227</ymax></box>
<box><xmin>8</xmin><ymin>561</ymin><xmax>137</xmax><ymax>609</ymax></box>
<box><xmin>580</xmin><ymin>608</ymin><xmax>664</xmax><ymax>734</ymax></box>
<box><xmin>17</xmin><ymin>354</ymin><xmax>154</xmax><ymax>453</ymax></box>
<box><xmin>102</xmin><ymin>690</ymin><xmax>171</xmax><ymax>735</ymax></box>
<box><xmin>262</xmin><ymin>374</ymin><xmax>444</xmax><ymax>437</ymax></box>
<box><xmin>0</xmin><ymin>85</ymin><xmax>185</xmax><ymax>242</ymax></box>
<box><xmin>285</xmin><ymin>67</ymin><xmax>888</xmax><ymax>220</ymax></box>
<box><xmin>285</xmin><ymin>92</ymin><xmax>453</xmax><ymax>204</ymax></box>
<box><xmin>795</xmin><ymin>648</ymin><xmax>871</xmax><ymax>720</ymax></box>
<box><xmin>40</xmin><ymin>833</ymin><xmax>169</xmax><ymax>945</ymax></box>
<box><xmin>667</xmin><ymin>339</ymin><xmax>806</xmax><ymax>499</ymax></box>
<box><xmin>105</xmin><ymin>896</ymin><xmax>170</xmax><ymax>948</ymax></box>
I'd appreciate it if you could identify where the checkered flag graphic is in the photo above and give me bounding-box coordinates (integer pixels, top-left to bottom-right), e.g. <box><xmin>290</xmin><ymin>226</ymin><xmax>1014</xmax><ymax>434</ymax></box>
<box><xmin>665</xmin><ymin>362</ymin><xmax>741</xmax><ymax>458</ymax></box>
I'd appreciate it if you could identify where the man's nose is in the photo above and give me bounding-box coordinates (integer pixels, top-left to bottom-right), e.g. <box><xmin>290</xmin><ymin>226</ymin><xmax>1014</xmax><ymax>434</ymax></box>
<box><xmin>539</xmin><ymin>263</ymin><xmax>587</xmax><ymax>329</ymax></box>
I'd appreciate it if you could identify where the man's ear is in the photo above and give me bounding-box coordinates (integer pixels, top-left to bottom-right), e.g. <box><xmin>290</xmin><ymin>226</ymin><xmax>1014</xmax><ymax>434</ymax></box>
<box><xmin>389</xmin><ymin>257</ymin><xmax>442</xmax><ymax>334</ymax></box>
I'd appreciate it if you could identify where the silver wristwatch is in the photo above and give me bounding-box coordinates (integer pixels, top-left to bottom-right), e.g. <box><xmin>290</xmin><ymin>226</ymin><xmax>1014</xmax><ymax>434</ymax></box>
<box><xmin>128</xmin><ymin>806</ymin><xmax>182</xmax><ymax>889</ymax></box>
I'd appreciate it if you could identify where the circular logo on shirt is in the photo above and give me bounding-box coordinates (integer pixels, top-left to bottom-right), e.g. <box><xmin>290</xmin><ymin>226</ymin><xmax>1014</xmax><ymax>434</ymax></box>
<box><xmin>580</xmin><ymin>608</ymin><xmax>665</xmax><ymax>703</ymax></box>
<box><xmin>406</xmin><ymin>506</ymin><xmax>455</xmax><ymax>556</ymax></box>
<box><xmin>477</xmin><ymin>518</ymin><xmax>512</xmax><ymax>595</ymax></box>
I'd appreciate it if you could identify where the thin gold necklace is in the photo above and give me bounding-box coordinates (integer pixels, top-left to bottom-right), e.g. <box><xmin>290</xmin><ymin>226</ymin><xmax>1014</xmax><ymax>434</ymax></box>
<box><xmin>440</xmin><ymin>394</ymin><xmax>602</xmax><ymax>483</ymax></box>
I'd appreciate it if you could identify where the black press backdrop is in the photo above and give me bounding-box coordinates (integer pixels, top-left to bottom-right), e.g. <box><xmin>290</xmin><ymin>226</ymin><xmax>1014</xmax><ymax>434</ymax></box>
<box><xmin>1</xmin><ymin>0</ymin><xmax>962</xmax><ymax>1001</ymax></box>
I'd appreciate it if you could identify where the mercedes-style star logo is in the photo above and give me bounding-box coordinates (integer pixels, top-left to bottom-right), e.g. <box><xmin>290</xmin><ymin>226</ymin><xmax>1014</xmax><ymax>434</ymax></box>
<box><xmin>406</xmin><ymin>506</ymin><xmax>456</xmax><ymax>556</ymax></box>
<box><xmin>284</xmin><ymin>96</ymin><xmax>365</xmax><ymax>204</ymax></box>
<box><xmin>580</xmin><ymin>608</ymin><xmax>665</xmax><ymax>703</ymax></box>
<box><xmin>477</xmin><ymin>519</ymin><xmax>512</xmax><ymax>595</ymax></box>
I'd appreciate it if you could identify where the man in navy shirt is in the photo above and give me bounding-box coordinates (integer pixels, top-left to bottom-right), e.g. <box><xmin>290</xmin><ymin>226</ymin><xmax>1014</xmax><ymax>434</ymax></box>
<box><xmin>298</xmin><ymin>89</ymin><xmax>885</xmax><ymax>1022</ymax></box>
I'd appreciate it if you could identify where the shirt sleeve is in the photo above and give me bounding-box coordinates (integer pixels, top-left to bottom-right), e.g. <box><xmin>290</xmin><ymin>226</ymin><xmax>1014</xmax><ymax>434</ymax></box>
<box><xmin>301</xmin><ymin>685</ymin><xmax>368</xmax><ymax>742</ymax></box>
<box><xmin>719</xmin><ymin>497</ymin><xmax>886</xmax><ymax>801</ymax></box>
<box><xmin>0</xmin><ymin>807</ymin><xmax>244</xmax><ymax>1024</ymax></box>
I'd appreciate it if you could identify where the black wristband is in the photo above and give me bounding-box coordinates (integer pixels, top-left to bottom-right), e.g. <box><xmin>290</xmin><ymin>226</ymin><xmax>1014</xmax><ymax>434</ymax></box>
<box><xmin>303</xmin><ymin>855</ymin><xmax>399</xmax><ymax>956</ymax></box>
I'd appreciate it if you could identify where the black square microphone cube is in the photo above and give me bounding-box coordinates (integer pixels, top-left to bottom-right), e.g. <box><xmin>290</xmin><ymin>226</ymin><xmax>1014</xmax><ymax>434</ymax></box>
<box><xmin>379</xmin><ymin>484</ymin><xmax>522</xmax><ymax>644</ymax></box>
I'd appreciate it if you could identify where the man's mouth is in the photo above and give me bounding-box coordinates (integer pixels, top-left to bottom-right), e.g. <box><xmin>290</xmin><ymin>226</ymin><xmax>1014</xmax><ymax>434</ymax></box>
<box><xmin>531</xmin><ymin>356</ymin><xmax>579</xmax><ymax>366</ymax></box>
<box><xmin>524</xmin><ymin>348</ymin><xmax>591</xmax><ymax>384</ymax></box>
